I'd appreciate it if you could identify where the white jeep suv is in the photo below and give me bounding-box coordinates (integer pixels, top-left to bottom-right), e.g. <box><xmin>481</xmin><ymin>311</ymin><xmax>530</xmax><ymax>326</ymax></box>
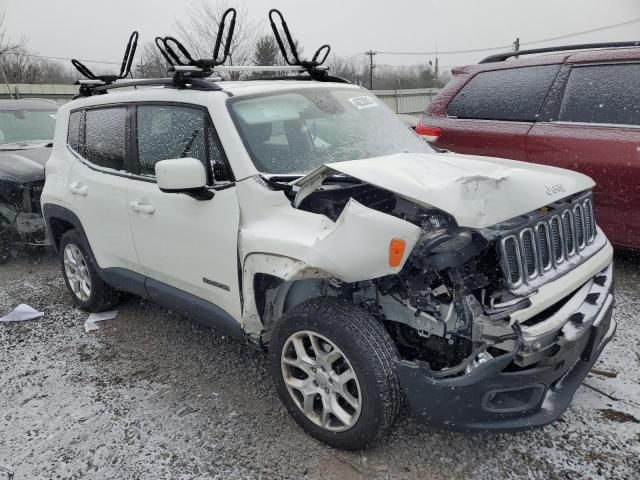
<box><xmin>42</xmin><ymin>78</ymin><xmax>616</xmax><ymax>449</ymax></box>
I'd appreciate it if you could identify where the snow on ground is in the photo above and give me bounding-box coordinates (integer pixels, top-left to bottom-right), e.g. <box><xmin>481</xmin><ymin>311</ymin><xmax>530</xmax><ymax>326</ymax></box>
<box><xmin>1</xmin><ymin>251</ymin><xmax>639</xmax><ymax>480</ymax></box>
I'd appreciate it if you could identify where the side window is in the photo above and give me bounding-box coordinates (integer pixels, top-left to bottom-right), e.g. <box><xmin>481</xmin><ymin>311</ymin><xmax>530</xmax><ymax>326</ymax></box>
<box><xmin>558</xmin><ymin>63</ymin><xmax>640</xmax><ymax>126</ymax></box>
<box><xmin>67</xmin><ymin>111</ymin><xmax>81</xmax><ymax>152</ymax></box>
<box><xmin>448</xmin><ymin>65</ymin><xmax>560</xmax><ymax>121</ymax></box>
<box><xmin>136</xmin><ymin>105</ymin><xmax>232</xmax><ymax>182</ymax></box>
<box><xmin>84</xmin><ymin>108</ymin><xmax>127</xmax><ymax>170</ymax></box>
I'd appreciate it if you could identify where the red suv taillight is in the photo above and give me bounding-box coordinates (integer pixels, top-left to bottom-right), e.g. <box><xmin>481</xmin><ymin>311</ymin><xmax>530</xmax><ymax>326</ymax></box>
<box><xmin>415</xmin><ymin>123</ymin><xmax>442</xmax><ymax>143</ymax></box>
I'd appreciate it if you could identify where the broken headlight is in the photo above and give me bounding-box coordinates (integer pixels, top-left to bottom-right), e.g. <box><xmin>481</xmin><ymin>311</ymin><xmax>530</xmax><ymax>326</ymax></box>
<box><xmin>412</xmin><ymin>210</ymin><xmax>485</xmax><ymax>270</ymax></box>
<box><xmin>430</xmin><ymin>231</ymin><xmax>473</xmax><ymax>253</ymax></box>
<box><xmin>418</xmin><ymin>211</ymin><xmax>471</xmax><ymax>254</ymax></box>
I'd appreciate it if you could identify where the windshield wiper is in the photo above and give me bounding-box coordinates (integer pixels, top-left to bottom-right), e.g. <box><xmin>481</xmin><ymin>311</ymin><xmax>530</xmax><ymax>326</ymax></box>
<box><xmin>180</xmin><ymin>129</ymin><xmax>200</xmax><ymax>157</ymax></box>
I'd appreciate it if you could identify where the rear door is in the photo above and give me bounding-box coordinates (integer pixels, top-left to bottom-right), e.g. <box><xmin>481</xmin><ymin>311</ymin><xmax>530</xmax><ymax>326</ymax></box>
<box><xmin>126</xmin><ymin>103</ymin><xmax>242</xmax><ymax>319</ymax></box>
<box><xmin>433</xmin><ymin>65</ymin><xmax>560</xmax><ymax>160</ymax></box>
<box><xmin>527</xmin><ymin>62</ymin><xmax>640</xmax><ymax>248</ymax></box>
<box><xmin>67</xmin><ymin>106</ymin><xmax>140</xmax><ymax>272</ymax></box>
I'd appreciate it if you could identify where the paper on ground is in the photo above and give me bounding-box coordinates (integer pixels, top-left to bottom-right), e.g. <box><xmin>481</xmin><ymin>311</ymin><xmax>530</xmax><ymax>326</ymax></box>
<box><xmin>0</xmin><ymin>304</ymin><xmax>44</xmax><ymax>322</ymax></box>
<box><xmin>84</xmin><ymin>310</ymin><xmax>118</xmax><ymax>332</ymax></box>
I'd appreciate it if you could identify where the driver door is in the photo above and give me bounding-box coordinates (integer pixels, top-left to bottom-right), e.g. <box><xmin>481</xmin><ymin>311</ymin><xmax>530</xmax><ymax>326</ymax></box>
<box><xmin>126</xmin><ymin>103</ymin><xmax>241</xmax><ymax>319</ymax></box>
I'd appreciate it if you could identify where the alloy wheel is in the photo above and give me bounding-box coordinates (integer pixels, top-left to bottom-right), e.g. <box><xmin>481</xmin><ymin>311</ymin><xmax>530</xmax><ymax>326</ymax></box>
<box><xmin>281</xmin><ymin>330</ymin><xmax>362</xmax><ymax>432</ymax></box>
<box><xmin>63</xmin><ymin>244</ymin><xmax>92</xmax><ymax>301</ymax></box>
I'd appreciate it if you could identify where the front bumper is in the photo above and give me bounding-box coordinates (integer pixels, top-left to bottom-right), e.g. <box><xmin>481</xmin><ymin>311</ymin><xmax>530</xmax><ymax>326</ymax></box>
<box><xmin>396</xmin><ymin>261</ymin><xmax>616</xmax><ymax>432</ymax></box>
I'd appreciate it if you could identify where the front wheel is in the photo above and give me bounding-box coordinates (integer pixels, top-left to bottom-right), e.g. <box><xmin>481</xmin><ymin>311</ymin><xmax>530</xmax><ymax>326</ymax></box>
<box><xmin>0</xmin><ymin>220</ymin><xmax>17</xmax><ymax>264</ymax></box>
<box><xmin>0</xmin><ymin>234</ymin><xmax>12</xmax><ymax>264</ymax></box>
<box><xmin>269</xmin><ymin>297</ymin><xmax>402</xmax><ymax>450</ymax></box>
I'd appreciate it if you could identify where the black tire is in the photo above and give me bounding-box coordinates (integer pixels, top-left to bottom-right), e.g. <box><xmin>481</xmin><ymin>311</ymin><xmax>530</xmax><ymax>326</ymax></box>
<box><xmin>59</xmin><ymin>229</ymin><xmax>120</xmax><ymax>312</ymax></box>
<box><xmin>269</xmin><ymin>297</ymin><xmax>402</xmax><ymax>450</ymax></box>
<box><xmin>0</xmin><ymin>222</ymin><xmax>17</xmax><ymax>264</ymax></box>
<box><xmin>0</xmin><ymin>250</ymin><xmax>10</xmax><ymax>264</ymax></box>
<box><xmin>0</xmin><ymin>235</ymin><xmax>11</xmax><ymax>264</ymax></box>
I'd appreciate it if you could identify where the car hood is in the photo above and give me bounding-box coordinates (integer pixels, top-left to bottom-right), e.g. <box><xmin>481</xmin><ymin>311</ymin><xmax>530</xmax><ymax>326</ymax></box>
<box><xmin>293</xmin><ymin>152</ymin><xmax>595</xmax><ymax>228</ymax></box>
<box><xmin>0</xmin><ymin>147</ymin><xmax>50</xmax><ymax>183</ymax></box>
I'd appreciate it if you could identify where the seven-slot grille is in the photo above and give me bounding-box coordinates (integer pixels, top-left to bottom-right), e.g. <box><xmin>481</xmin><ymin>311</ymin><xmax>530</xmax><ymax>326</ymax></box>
<box><xmin>500</xmin><ymin>195</ymin><xmax>596</xmax><ymax>289</ymax></box>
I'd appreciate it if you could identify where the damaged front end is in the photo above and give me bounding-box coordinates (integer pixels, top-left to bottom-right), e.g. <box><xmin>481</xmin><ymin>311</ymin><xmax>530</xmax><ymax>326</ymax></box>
<box><xmin>291</xmin><ymin>166</ymin><xmax>615</xmax><ymax>431</ymax></box>
<box><xmin>0</xmin><ymin>148</ymin><xmax>50</xmax><ymax>263</ymax></box>
<box><xmin>0</xmin><ymin>179</ymin><xmax>47</xmax><ymax>262</ymax></box>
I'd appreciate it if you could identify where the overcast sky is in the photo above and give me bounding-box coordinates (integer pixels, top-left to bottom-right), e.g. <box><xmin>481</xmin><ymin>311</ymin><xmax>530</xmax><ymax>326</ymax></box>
<box><xmin>2</xmin><ymin>0</ymin><xmax>640</xmax><ymax>70</ymax></box>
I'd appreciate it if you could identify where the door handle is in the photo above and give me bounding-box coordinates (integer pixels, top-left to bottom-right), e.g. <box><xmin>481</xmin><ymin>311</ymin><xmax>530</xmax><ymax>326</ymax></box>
<box><xmin>129</xmin><ymin>201</ymin><xmax>155</xmax><ymax>215</ymax></box>
<box><xmin>68</xmin><ymin>182</ymin><xmax>88</xmax><ymax>196</ymax></box>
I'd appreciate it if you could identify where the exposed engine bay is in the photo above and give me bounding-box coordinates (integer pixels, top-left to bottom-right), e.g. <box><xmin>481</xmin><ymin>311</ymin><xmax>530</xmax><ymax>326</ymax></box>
<box><xmin>0</xmin><ymin>179</ymin><xmax>47</xmax><ymax>262</ymax></box>
<box><xmin>272</xmin><ymin>173</ymin><xmax>607</xmax><ymax>379</ymax></box>
<box><xmin>0</xmin><ymin>144</ymin><xmax>51</xmax><ymax>263</ymax></box>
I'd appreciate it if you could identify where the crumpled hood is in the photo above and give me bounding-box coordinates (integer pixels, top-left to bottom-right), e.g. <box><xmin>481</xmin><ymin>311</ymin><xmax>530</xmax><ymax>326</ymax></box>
<box><xmin>0</xmin><ymin>147</ymin><xmax>50</xmax><ymax>183</ymax></box>
<box><xmin>295</xmin><ymin>152</ymin><xmax>595</xmax><ymax>228</ymax></box>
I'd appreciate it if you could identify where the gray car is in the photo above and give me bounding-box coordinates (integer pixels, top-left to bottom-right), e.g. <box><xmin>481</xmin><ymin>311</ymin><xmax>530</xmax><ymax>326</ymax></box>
<box><xmin>0</xmin><ymin>99</ymin><xmax>58</xmax><ymax>263</ymax></box>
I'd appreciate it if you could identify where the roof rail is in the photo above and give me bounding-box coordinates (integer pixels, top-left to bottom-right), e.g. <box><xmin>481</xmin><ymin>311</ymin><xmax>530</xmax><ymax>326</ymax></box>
<box><xmin>88</xmin><ymin>76</ymin><xmax>222</xmax><ymax>95</ymax></box>
<box><xmin>479</xmin><ymin>41</ymin><xmax>640</xmax><ymax>63</ymax></box>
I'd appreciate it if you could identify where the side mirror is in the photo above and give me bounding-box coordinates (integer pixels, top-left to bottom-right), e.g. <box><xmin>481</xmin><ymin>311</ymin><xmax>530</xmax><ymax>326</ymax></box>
<box><xmin>155</xmin><ymin>158</ymin><xmax>213</xmax><ymax>200</ymax></box>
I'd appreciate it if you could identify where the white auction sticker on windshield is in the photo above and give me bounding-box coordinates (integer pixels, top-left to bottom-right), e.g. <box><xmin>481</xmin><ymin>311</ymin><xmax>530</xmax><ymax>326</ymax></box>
<box><xmin>348</xmin><ymin>96</ymin><xmax>378</xmax><ymax>109</ymax></box>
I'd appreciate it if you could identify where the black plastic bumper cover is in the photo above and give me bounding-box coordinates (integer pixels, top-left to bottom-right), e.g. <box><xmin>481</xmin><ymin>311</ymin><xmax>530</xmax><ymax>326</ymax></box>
<box><xmin>396</xmin><ymin>298</ymin><xmax>616</xmax><ymax>432</ymax></box>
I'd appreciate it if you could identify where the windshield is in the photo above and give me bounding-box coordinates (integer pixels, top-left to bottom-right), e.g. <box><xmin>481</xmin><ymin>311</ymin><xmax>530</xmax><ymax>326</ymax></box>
<box><xmin>229</xmin><ymin>87</ymin><xmax>432</xmax><ymax>174</ymax></box>
<box><xmin>0</xmin><ymin>109</ymin><xmax>57</xmax><ymax>145</ymax></box>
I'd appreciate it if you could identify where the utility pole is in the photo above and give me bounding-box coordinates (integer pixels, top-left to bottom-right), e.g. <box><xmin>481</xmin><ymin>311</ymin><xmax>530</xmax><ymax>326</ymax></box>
<box><xmin>513</xmin><ymin>37</ymin><xmax>520</xmax><ymax>59</ymax></box>
<box><xmin>434</xmin><ymin>42</ymin><xmax>439</xmax><ymax>82</ymax></box>
<box><xmin>366</xmin><ymin>50</ymin><xmax>377</xmax><ymax>90</ymax></box>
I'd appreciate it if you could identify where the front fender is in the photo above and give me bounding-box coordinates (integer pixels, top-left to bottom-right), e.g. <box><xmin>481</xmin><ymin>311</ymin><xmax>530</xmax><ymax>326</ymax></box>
<box><xmin>241</xmin><ymin>197</ymin><xmax>422</xmax><ymax>283</ymax></box>
<box><xmin>237</xmin><ymin>178</ymin><xmax>422</xmax><ymax>336</ymax></box>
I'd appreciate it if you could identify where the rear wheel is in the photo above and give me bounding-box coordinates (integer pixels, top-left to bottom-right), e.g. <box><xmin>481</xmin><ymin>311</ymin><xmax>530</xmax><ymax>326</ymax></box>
<box><xmin>269</xmin><ymin>297</ymin><xmax>402</xmax><ymax>450</ymax></box>
<box><xmin>59</xmin><ymin>229</ymin><xmax>120</xmax><ymax>312</ymax></box>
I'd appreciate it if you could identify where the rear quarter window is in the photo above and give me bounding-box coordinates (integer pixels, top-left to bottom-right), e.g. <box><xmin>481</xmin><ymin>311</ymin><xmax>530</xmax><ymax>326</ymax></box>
<box><xmin>448</xmin><ymin>65</ymin><xmax>560</xmax><ymax>121</ymax></box>
<box><xmin>67</xmin><ymin>111</ymin><xmax>81</xmax><ymax>152</ymax></box>
<box><xmin>558</xmin><ymin>63</ymin><xmax>640</xmax><ymax>126</ymax></box>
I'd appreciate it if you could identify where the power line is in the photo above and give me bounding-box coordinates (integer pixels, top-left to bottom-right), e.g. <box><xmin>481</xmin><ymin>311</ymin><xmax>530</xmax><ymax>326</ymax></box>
<box><xmin>379</xmin><ymin>64</ymin><xmax>457</xmax><ymax>69</ymax></box>
<box><xmin>4</xmin><ymin>15</ymin><xmax>639</xmax><ymax>67</ymax></box>
<box><xmin>3</xmin><ymin>51</ymin><xmax>120</xmax><ymax>65</ymax></box>
<box><xmin>521</xmin><ymin>16</ymin><xmax>640</xmax><ymax>46</ymax></box>
<box><xmin>340</xmin><ymin>51</ymin><xmax>366</xmax><ymax>60</ymax></box>
<box><xmin>377</xmin><ymin>16</ymin><xmax>640</xmax><ymax>56</ymax></box>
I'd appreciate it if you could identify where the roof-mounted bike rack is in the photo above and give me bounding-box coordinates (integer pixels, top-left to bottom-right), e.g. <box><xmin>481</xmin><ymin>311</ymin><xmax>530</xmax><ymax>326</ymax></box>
<box><xmin>154</xmin><ymin>7</ymin><xmax>236</xmax><ymax>88</ymax></box>
<box><xmin>71</xmin><ymin>6</ymin><xmax>350</xmax><ymax>97</ymax></box>
<box><xmin>268</xmin><ymin>9</ymin><xmax>347</xmax><ymax>83</ymax></box>
<box><xmin>72</xmin><ymin>31</ymin><xmax>139</xmax><ymax>96</ymax></box>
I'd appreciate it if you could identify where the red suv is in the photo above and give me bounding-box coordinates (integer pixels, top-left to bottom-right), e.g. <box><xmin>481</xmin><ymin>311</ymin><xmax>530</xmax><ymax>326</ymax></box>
<box><xmin>418</xmin><ymin>42</ymin><xmax>640</xmax><ymax>251</ymax></box>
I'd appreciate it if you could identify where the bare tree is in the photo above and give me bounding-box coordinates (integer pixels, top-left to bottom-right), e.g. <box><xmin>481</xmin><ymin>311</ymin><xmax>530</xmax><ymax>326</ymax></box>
<box><xmin>328</xmin><ymin>55</ymin><xmax>366</xmax><ymax>85</ymax></box>
<box><xmin>135</xmin><ymin>41</ymin><xmax>171</xmax><ymax>79</ymax></box>
<box><xmin>0</xmin><ymin>47</ymin><xmax>77</xmax><ymax>84</ymax></box>
<box><xmin>0</xmin><ymin>48</ymin><xmax>43</xmax><ymax>83</ymax></box>
<box><xmin>175</xmin><ymin>0</ymin><xmax>261</xmax><ymax>79</ymax></box>
<box><xmin>328</xmin><ymin>53</ymin><xmax>450</xmax><ymax>89</ymax></box>
<box><xmin>27</xmin><ymin>55</ymin><xmax>78</xmax><ymax>84</ymax></box>
<box><xmin>0</xmin><ymin>12</ymin><xmax>24</xmax><ymax>57</ymax></box>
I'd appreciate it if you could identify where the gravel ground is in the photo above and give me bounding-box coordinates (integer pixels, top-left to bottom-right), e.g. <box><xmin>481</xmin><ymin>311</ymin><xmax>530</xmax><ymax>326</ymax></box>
<box><xmin>1</xmin><ymin>251</ymin><xmax>639</xmax><ymax>480</ymax></box>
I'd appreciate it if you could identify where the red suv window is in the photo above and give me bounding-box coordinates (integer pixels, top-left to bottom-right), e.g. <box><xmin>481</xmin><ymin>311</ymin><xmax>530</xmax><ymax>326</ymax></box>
<box><xmin>447</xmin><ymin>65</ymin><xmax>560</xmax><ymax>122</ymax></box>
<box><xmin>558</xmin><ymin>63</ymin><xmax>640</xmax><ymax>126</ymax></box>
